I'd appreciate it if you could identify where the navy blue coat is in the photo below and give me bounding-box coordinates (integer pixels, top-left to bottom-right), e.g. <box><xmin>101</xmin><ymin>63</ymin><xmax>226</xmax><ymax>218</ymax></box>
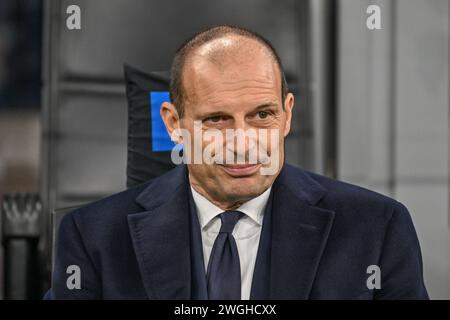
<box><xmin>48</xmin><ymin>163</ymin><xmax>428</xmax><ymax>299</ymax></box>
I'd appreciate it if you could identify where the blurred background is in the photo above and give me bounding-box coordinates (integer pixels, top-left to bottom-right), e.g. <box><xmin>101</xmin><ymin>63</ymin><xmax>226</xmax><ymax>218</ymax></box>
<box><xmin>0</xmin><ymin>0</ymin><xmax>448</xmax><ymax>299</ymax></box>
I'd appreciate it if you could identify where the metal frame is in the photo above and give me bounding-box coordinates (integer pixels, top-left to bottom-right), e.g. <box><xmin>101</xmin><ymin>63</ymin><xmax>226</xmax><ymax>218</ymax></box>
<box><xmin>308</xmin><ymin>0</ymin><xmax>338</xmax><ymax>177</ymax></box>
<box><xmin>40</xmin><ymin>0</ymin><xmax>61</xmax><ymax>283</ymax></box>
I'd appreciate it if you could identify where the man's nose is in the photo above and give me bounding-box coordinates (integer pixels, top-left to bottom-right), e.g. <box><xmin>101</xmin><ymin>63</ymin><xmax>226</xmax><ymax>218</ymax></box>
<box><xmin>225</xmin><ymin>118</ymin><xmax>258</xmax><ymax>156</ymax></box>
<box><xmin>231</xmin><ymin>117</ymin><xmax>248</xmax><ymax>131</ymax></box>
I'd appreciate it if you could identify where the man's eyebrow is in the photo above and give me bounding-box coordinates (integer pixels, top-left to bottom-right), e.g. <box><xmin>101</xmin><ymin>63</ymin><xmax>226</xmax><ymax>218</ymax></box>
<box><xmin>198</xmin><ymin>110</ymin><xmax>230</xmax><ymax>118</ymax></box>
<box><xmin>196</xmin><ymin>102</ymin><xmax>279</xmax><ymax>118</ymax></box>
<box><xmin>252</xmin><ymin>102</ymin><xmax>279</xmax><ymax>111</ymax></box>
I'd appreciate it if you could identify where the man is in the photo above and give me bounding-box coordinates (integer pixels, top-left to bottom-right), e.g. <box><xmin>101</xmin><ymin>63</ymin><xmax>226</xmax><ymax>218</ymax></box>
<box><xmin>49</xmin><ymin>25</ymin><xmax>428</xmax><ymax>299</ymax></box>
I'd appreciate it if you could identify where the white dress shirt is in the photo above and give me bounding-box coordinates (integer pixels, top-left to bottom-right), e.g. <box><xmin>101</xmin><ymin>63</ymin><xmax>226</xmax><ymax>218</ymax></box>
<box><xmin>190</xmin><ymin>185</ymin><xmax>272</xmax><ymax>300</ymax></box>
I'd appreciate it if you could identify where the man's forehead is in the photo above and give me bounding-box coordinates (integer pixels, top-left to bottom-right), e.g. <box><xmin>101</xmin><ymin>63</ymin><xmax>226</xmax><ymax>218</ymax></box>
<box><xmin>183</xmin><ymin>37</ymin><xmax>280</xmax><ymax>87</ymax></box>
<box><xmin>180</xmin><ymin>35</ymin><xmax>282</xmax><ymax>109</ymax></box>
<box><xmin>182</xmin><ymin>57</ymin><xmax>281</xmax><ymax>110</ymax></box>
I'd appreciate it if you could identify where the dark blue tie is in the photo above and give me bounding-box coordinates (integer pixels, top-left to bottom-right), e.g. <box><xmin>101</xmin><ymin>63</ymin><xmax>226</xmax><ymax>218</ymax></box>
<box><xmin>206</xmin><ymin>211</ymin><xmax>243</xmax><ymax>300</ymax></box>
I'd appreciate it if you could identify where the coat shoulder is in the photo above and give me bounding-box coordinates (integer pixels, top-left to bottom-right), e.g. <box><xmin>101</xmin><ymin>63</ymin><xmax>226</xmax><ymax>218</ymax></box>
<box><xmin>288</xmin><ymin>164</ymin><xmax>403</xmax><ymax>222</ymax></box>
<box><xmin>61</xmin><ymin>180</ymin><xmax>153</xmax><ymax>236</ymax></box>
<box><xmin>59</xmin><ymin>165</ymin><xmax>187</xmax><ymax>242</ymax></box>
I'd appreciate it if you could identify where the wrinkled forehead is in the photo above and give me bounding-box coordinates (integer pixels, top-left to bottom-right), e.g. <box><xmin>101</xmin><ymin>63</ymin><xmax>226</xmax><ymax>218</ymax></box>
<box><xmin>182</xmin><ymin>36</ymin><xmax>282</xmax><ymax>106</ymax></box>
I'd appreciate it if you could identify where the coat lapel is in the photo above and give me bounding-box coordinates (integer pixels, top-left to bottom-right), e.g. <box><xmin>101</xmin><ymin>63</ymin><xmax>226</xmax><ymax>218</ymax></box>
<box><xmin>127</xmin><ymin>165</ymin><xmax>192</xmax><ymax>299</ymax></box>
<box><xmin>269</xmin><ymin>164</ymin><xmax>335</xmax><ymax>299</ymax></box>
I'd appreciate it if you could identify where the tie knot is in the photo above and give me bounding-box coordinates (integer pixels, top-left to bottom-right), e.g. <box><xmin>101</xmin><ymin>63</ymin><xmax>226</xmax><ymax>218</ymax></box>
<box><xmin>219</xmin><ymin>211</ymin><xmax>243</xmax><ymax>233</ymax></box>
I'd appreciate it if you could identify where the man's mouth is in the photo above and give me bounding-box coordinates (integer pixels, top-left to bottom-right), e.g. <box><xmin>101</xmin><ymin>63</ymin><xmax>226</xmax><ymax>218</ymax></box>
<box><xmin>219</xmin><ymin>163</ymin><xmax>261</xmax><ymax>177</ymax></box>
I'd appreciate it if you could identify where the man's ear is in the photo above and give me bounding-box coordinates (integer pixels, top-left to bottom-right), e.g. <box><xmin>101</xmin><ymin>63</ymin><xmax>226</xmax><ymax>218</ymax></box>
<box><xmin>283</xmin><ymin>92</ymin><xmax>295</xmax><ymax>137</ymax></box>
<box><xmin>160</xmin><ymin>102</ymin><xmax>182</xmax><ymax>143</ymax></box>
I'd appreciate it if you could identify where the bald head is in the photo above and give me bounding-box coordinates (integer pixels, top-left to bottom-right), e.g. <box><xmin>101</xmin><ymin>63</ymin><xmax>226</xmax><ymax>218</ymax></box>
<box><xmin>170</xmin><ymin>25</ymin><xmax>288</xmax><ymax>117</ymax></box>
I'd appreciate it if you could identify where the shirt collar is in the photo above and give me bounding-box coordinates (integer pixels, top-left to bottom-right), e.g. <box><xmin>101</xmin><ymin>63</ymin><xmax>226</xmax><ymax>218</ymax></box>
<box><xmin>190</xmin><ymin>185</ymin><xmax>272</xmax><ymax>230</ymax></box>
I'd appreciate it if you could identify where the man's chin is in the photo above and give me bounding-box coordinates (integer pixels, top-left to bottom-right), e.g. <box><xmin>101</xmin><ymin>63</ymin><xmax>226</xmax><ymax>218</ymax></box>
<box><xmin>219</xmin><ymin>178</ymin><xmax>266</xmax><ymax>200</ymax></box>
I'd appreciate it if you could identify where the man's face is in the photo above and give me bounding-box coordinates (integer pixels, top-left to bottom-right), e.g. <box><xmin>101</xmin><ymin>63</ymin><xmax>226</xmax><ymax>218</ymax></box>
<box><xmin>162</xmin><ymin>36</ymin><xmax>294</xmax><ymax>209</ymax></box>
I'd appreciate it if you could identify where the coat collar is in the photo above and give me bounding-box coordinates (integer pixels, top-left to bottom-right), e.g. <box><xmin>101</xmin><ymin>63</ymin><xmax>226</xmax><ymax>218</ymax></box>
<box><xmin>128</xmin><ymin>163</ymin><xmax>335</xmax><ymax>299</ymax></box>
<box><xmin>267</xmin><ymin>164</ymin><xmax>335</xmax><ymax>299</ymax></box>
<box><xmin>128</xmin><ymin>165</ymin><xmax>191</xmax><ymax>299</ymax></box>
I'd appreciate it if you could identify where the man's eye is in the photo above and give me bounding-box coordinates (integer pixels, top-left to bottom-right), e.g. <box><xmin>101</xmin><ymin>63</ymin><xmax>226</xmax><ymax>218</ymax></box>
<box><xmin>204</xmin><ymin>116</ymin><xmax>222</xmax><ymax>123</ymax></box>
<box><xmin>257</xmin><ymin>111</ymin><xmax>270</xmax><ymax>119</ymax></box>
